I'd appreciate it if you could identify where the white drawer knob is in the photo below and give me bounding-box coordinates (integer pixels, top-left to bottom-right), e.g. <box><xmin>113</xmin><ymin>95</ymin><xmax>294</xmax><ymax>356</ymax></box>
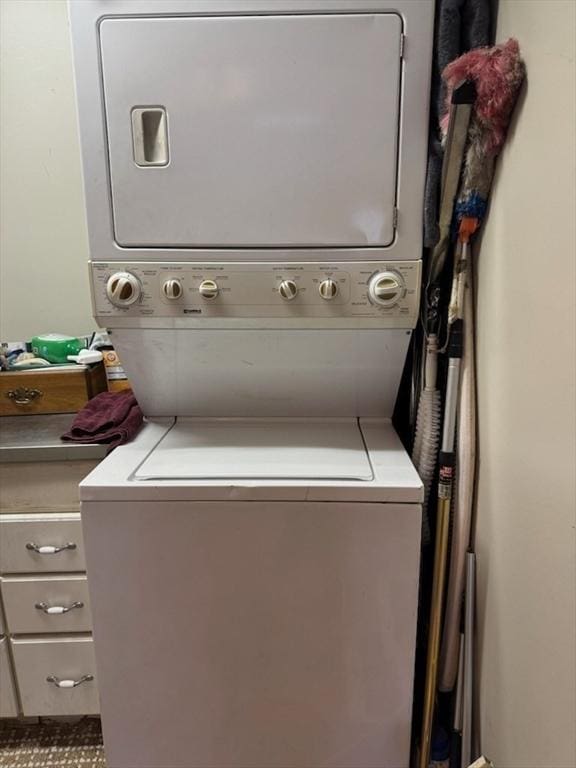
<box><xmin>26</xmin><ymin>542</ymin><xmax>77</xmax><ymax>555</ymax></box>
<box><xmin>36</xmin><ymin>601</ymin><xmax>83</xmax><ymax>615</ymax></box>
<box><xmin>46</xmin><ymin>674</ymin><xmax>94</xmax><ymax>689</ymax></box>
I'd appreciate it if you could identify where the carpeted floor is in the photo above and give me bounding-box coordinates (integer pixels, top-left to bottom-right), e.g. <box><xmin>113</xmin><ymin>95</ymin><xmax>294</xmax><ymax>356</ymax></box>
<box><xmin>0</xmin><ymin>717</ymin><xmax>105</xmax><ymax>767</ymax></box>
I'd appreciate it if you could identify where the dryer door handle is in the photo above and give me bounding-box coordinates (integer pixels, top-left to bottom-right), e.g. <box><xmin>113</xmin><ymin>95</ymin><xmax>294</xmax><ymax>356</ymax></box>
<box><xmin>131</xmin><ymin>107</ymin><xmax>169</xmax><ymax>166</ymax></box>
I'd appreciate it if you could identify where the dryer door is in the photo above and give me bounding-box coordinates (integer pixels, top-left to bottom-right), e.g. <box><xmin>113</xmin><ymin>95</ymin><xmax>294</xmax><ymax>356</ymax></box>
<box><xmin>99</xmin><ymin>13</ymin><xmax>403</xmax><ymax>249</ymax></box>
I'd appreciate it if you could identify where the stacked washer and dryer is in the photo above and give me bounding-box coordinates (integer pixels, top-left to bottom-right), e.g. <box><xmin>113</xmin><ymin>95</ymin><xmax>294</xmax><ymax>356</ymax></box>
<box><xmin>70</xmin><ymin>2</ymin><xmax>434</xmax><ymax>766</ymax></box>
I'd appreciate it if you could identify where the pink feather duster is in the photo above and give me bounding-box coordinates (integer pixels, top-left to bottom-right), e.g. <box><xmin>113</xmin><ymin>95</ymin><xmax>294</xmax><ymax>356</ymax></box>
<box><xmin>441</xmin><ymin>38</ymin><xmax>526</xmax><ymax>157</ymax></box>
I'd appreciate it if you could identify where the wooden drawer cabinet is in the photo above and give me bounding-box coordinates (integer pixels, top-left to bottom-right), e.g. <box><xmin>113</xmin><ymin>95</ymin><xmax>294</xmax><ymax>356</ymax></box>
<box><xmin>11</xmin><ymin>636</ymin><xmax>99</xmax><ymax>717</ymax></box>
<box><xmin>0</xmin><ymin>637</ymin><xmax>19</xmax><ymax>717</ymax></box>
<box><xmin>0</xmin><ymin>422</ymin><xmax>103</xmax><ymax>718</ymax></box>
<box><xmin>0</xmin><ymin>515</ymin><xmax>86</xmax><ymax>574</ymax></box>
<box><xmin>0</xmin><ymin>363</ymin><xmax>107</xmax><ymax>416</ymax></box>
<box><xmin>2</xmin><ymin>576</ymin><xmax>92</xmax><ymax>635</ymax></box>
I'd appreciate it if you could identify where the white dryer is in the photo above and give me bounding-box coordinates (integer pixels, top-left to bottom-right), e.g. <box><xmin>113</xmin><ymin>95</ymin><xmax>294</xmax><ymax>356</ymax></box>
<box><xmin>70</xmin><ymin>1</ymin><xmax>434</xmax><ymax>766</ymax></box>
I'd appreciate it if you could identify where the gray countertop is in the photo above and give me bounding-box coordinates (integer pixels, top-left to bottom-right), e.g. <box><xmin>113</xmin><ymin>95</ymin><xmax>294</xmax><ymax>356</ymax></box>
<box><xmin>0</xmin><ymin>415</ymin><xmax>109</xmax><ymax>463</ymax></box>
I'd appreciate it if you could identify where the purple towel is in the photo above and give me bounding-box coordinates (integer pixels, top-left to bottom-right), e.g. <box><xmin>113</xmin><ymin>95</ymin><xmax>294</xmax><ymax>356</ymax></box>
<box><xmin>61</xmin><ymin>390</ymin><xmax>143</xmax><ymax>450</ymax></box>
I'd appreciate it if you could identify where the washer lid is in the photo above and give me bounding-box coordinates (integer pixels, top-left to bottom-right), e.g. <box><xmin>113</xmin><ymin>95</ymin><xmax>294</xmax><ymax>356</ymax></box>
<box><xmin>134</xmin><ymin>419</ymin><xmax>373</xmax><ymax>481</ymax></box>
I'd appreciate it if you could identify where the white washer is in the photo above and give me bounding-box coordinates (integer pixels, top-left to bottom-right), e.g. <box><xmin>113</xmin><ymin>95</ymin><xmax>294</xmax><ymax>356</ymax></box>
<box><xmin>81</xmin><ymin>418</ymin><xmax>422</xmax><ymax>768</ymax></box>
<box><xmin>70</xmin><ymin>1</ymin><xmax>434</xmax><ymax>765</ymax></box>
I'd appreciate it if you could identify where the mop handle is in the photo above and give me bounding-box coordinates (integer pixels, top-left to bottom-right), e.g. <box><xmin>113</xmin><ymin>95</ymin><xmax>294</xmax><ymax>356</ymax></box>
<box><xmin>439</xmin><ymin>83</ymin><xmax>476</xmax><ymax>223</ymax></box>
<box><xmin>425</xmin><ymin>82</ymin><xmax>476</xmax><ymax>331</ymax></box>
<box><xmin>447</xmin><ymin>217</ymin><xmax>478</xmax><ymax>340</ymax></box>
<box><xmin>439</xmin><ymin>319</ymin><xmax>464</xmax><ymax>491</ymax></box>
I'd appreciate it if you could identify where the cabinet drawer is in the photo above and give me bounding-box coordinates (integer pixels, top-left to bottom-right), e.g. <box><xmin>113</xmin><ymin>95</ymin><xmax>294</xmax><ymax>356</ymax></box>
<box><xmin>0</xmin><ymin>516</ymin><xmax>85</xmax><ymax>574</ymax></box>
<box><xmin>11</xmin><ymin>635</ymin><xmax>98</xmax><ymax>716</ymax></box>
<box><xmin>0</xmin><ymin>461</ymin><xmax>97</xmax><ymax>514</ymax></box>
<box><xmin>0</xmin><ymin>637</ymin><xmax>19</xmax><ymax>717</ymax></box>
<box><xmin>0</xmin><ymin>364</ymin><xmax>107</xmax><ymax>416</ymax></box>
<box><xmin>2</xmin><ymin>575</ymin><xmax>92</xmax><ymax>634</ymax></box>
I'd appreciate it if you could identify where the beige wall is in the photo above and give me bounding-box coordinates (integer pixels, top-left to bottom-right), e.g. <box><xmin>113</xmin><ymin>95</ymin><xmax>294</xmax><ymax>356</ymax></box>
<box><xmin>474</xmin><ymin>2</ymin><xmax>576</xmax><ymax>767</ymax></box>
<box><xmin>0</xmin><ymin>0</ymin><xmax>94</xmax><ymax>341</ymax></box>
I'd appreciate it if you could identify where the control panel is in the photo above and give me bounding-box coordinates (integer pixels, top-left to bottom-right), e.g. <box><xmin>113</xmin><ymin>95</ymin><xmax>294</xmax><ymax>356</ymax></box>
<box><xmin>91</xmin><ymin>262</ymin><xmax>421</xmax><ymax>328</ymax></box>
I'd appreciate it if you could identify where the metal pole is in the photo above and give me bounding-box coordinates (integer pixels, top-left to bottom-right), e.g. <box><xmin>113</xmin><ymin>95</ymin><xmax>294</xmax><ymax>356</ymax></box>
<box><xmin>454</xmin><ymin>632</ymin><xmax>465</xmax><ymax>733</ymax></box>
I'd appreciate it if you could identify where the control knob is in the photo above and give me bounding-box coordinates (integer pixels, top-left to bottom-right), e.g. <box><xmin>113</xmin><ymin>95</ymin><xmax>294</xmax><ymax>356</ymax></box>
<box><xmin>162</xmin><ymin>278</ymin><xmax>183</xmax><ymax>300</ymax></box>
<box><xmin>319</xmin><ymin>279</ymin><xmax>339</xmax><ymax>300</ymax></box>
<box><xmin>278</xmin><ymin>279</ymin><xmax>298</xmax><ymax>301</ymax></box>
<box><xmin>367</xmin><ymin>271</ymin><xmax>405</xmax><ymax>307</ymax></box>
<box><xmin>106</xmin><ymin>272</ymin><xmax>141</xmax><ymax>307</ymax></box>
<box><xmin>198</xmin><ymin>279</ymin><xmax>219</xmax><ymax>300</ymax></box>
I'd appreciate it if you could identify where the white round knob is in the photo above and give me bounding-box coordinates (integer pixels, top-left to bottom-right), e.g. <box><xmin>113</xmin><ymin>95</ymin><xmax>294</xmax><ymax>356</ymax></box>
<box><xmin>367</xmin><ymin>271</ymin><xmax>405</xmax><ymax>307</ymax></box>
<box><xmin>319</xmin><ymin>279</ymin><xmax>339</xmax><ymax>301</ymax></box>
<box><xmin>162</xmin><ymin>278</ymin><xmax>183</xmax><ymax>300</ymax></box>
<box><xmin>198</xmin><ymin>279</ymin><xmax>219</xmax><ymax>300</ymax></box>
<box><xmin>278</xmin><ymin>279</ymin><xmax>298</xmax><ymax>301</ymax></box>
<box><xmin>106</xmin><ymin>272</ymin><xmax>141</xmax><ymax>307</ymax></box>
